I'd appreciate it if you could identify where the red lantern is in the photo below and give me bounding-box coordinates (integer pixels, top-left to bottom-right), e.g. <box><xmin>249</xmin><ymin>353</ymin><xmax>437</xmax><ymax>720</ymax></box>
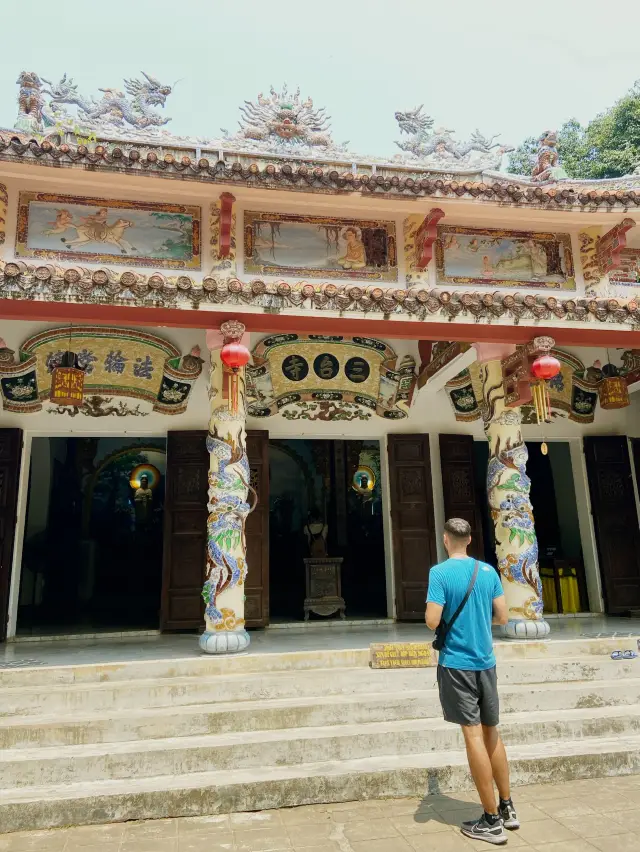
<box><xmin>531</xmin><ymin>353</ymin><xmax>561</xmax><ymax>381</ymax></box>
<box><xmin>220</xmin><ymin>341</ymin><xmax>250</xmax><ymax>370</ymax></box>
<box><xmin>220</xmin><ymin>340</ymin><xmax>250</xmax><ymax>415</ymax></box>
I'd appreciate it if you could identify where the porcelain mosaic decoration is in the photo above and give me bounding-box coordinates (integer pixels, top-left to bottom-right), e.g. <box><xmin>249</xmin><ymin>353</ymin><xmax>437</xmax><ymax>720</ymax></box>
<box><xmin>16</xmin><ymin>193</ymin><xmax>201</xmax><ymax>269</ymax></box>
<box><xmin>394</xmin><ymin>106</ymin><xmax>513</xmax><ymax>171</ymax></box>
<box><xmin>244</xmin><ymin>211</ymin><xmax>397</xmax><ymax>282</ymax></box>
<box><xmin>443</xmin><ymin>348</ymin><xmax>599</xmax><ymax>425</ymax></box>
<box><xmin>481</xmin><ymin>360</ymin><xmax>549</xmax><ymax>639</ymax></box>
<box><xmin>0</xmin><ymin>326</ymin><xmax>202</xmax><ymax>415</ymax></box>
<box><xmin>247</xmin><ymin>334</ymin><xmax>416</xmax><ymax>420</ymax></box>
<box><xmin>201</xmin><ymin>322</ymin><xmax>254</xmax><ymax>655</ymax></box>
<box><xmin>15</xmin><ymin>71</ymin><xmax>175</xmax><ymax>140</ymax></box>
<box><xmin>435</xmin><ymin>226</ymin><xmax>575</xmax><ymax>290</ymax></box>
<box><xmin>0</xmin><ymin>183</ymin><xmax>7</xmax><ymax>249</ymax></box>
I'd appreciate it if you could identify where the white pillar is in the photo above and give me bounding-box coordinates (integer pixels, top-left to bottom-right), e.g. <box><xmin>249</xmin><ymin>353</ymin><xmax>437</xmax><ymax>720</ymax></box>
<box><xmin>476</xmin><ymin>345</ymin><xmax>550</xmax><ymax>640</ymax></box>
<box><xmin>199</xmin><ymin>321</ymin><xmax>252</xmax><ymax>655</ymax></box>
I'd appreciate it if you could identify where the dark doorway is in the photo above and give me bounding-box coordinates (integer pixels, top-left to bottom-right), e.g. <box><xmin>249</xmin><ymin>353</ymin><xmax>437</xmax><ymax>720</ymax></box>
<box><xmin>268</xmin><ymin>439</ymin><xmax>387</xmax><ymax>621</ymax></box>
<box><xmin>585</xmin><ymin>436</ymin><xmax>640</xmax><ymax>615</ymax></box>
<box><xmin>18</xmin><ymin>436</ymin><xmax>166</xmax><ymax>635</ymax></box>
<box><xmin>474</xmin><ymin>440</ymin><xmax>588</xmax><ymax>613</ymax></box>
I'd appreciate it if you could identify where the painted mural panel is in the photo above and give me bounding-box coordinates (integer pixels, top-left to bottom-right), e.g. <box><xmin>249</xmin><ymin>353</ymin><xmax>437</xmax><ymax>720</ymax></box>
<box><xmin>244</xmin><ymin>211</ymin><xmax>397</xmax><ymax>282</ymax></box>
<box><xmin>16</xmin><ymin>193</ymin><xmax>201</xmax><ymax>269</ymax></box>
<box><xmin>435</xmin><ymin>225</ymin><xmax>575</xmax><ymax>290</ymax></box>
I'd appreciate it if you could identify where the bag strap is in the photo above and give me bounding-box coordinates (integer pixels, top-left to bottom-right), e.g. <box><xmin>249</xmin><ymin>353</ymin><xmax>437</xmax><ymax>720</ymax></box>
<box><xmin>445</xmin><ymin>559</ymin><xmax>479</xmax><ymax>634</ymax></box>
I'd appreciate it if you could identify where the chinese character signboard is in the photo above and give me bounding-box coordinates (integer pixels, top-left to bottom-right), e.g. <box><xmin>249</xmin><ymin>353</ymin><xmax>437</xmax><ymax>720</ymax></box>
<box><xmin>247</xmin><ymin>334</ymin><xmax>416</xmax><ymax>419</ymax></box>
<box><xmin>0</xmin><ymin>326</ymin><xmax>202</xmax><ymax>415</ymax></box>
<box><xmin>370</xmin><ymin>643</ymin><xmax>436</xmax><ymax>669</ymax></box>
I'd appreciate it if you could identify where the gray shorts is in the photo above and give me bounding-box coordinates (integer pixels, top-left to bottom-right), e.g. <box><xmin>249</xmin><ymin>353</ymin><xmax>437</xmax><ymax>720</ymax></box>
<box><xmin>437</xmin><ymin>665</ymin><xmax>500</xmax><ymax>727</ymax></box>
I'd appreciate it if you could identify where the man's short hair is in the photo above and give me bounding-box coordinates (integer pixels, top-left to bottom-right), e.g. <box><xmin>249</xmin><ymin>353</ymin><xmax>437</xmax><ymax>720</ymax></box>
<box><xmin>444</xmin><ymin>518</ymin><xmax>471</xmax><ymax>540</ymax></box>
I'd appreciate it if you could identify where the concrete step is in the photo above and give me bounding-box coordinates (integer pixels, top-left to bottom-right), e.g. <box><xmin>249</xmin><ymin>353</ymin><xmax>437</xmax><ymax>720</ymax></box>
<box><xmin>1</xmin><ymin>677</ymin><xmax>640</xmax><ymax>748</ymax></box>
<box><xmin>2</xmin><ymin>732</ymin><xmax>640</xmax><ymax>833</ymax></box>
<box><xmin>0</xmin><ymin>636</ymin><xmax>633</xmax><ymax>688</ymax></box>
<box><xmin>2</xmin><ymin>705</ymin><xmax>640</xmax><ymax>788</ymax></box>
<box><xmin>2</xmin><ymin>657</ymin><xmax>637</xmax><ymax>717</ymax></box>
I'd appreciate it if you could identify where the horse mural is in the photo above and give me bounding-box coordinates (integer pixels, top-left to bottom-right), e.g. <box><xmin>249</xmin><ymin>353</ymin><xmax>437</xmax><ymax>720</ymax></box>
<box><xmin>61</xmin><ymin>218</ymin><xmax>137</xmax><ymax>254</ymax></box>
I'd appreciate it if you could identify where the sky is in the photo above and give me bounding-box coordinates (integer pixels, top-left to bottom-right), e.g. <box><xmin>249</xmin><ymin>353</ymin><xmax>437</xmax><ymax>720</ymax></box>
<box><xmin>2</xmin><ymin>0</ymin><xmax>640</xmax><ymax>158</ymax></box>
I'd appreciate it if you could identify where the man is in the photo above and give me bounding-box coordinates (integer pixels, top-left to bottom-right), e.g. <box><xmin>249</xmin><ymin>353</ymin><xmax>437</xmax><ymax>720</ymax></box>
<box><xmin>426</xmin><ymin>518</ymin><xmax>519</xmax><ymax>845</ymax></box>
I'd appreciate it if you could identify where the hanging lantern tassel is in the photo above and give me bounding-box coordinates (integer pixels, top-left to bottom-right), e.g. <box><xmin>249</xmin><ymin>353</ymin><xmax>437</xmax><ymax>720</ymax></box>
<box><xmin>229</xmin><ymin>367</ymin><xmax>239</xmax><ymax>415</ymax></box>
<box><xmin>220</xmin><ymin>339</ymin><xmax>251</xmax><ymax>417</ymax></box>
<box><xmin>532</xmin><ymin>381</ymin><xmax>552</xmax><ymax>424</ymax></box>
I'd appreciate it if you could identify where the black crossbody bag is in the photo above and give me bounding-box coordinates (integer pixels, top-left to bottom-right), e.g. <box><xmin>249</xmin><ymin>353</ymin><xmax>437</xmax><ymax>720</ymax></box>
<box><xmin>432</xmin><ymin>560</ymin><xmax>479</xmax><ymax>652</ymax></box>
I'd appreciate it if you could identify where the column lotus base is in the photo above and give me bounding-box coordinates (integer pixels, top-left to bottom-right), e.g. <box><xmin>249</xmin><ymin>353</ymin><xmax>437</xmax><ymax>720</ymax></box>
<box><xmin>499</xmin><ymin>619</ymin><xmax>551</xmax><ymax>640</ymax></box>
<box><xmin>199</xmin><ymin>629</ymin><xmax>251</xmax><ymax>655</ymax></box>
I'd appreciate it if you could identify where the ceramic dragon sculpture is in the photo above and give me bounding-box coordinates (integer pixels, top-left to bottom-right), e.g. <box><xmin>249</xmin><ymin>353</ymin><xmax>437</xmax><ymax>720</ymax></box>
<box><xmin>203</xmin><ymin>424</ymin><xmax>253</xmax><ymax>628</ymax></box>
<box><xmin>481</xmin><ymin>359</ymin><xmax>549</xmax><ymax>638</ymax></box>
<box><xmin>394</xmin><ymin>105</ymin><xmax>513</xmax><ymax>170</ymax></box>
<box><xmin>220</xmin><ymin>85</ymin><xmax>349</xmax><ymax>155</ymax></box>
<box><xmin>37</xmin><ymin>72</ymin><xmax>173</xmax><ymax>131</ymax></box>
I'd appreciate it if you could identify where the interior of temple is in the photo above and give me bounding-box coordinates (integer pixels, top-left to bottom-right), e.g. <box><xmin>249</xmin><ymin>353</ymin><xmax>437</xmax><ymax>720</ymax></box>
<box><xmin>18</xmin><ymin>437</ymin><xmax>167</xmax><ymax>635</ymax></box>
<box><xmin>14</xmin><ymin>432</ymin><xmax>594</xmax><ymax>636</ymax></box>
<box><xmin>268</xmin><ymin>439</ymin><xmax>387</xmax><ymax>622</ymax></box>
<box><xmin>473</xmin><ymin>440</ymin><xmax>587</xmax><ymax>614</ymax></box>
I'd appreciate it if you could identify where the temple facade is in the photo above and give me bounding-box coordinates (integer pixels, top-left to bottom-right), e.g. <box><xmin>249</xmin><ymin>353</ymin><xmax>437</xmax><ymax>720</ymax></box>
<box><xmin>1</xmin><ymin>73</ymin><xmax>639</xmax><ymax>652</ymax></box>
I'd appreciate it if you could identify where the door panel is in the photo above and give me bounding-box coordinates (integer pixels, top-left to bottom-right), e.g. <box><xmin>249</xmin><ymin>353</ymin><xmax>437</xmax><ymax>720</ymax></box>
<box><xmin>439</xmin><ymin>434</ymin><xmax>485</xmax><ymax>561</ymax></box>
<box><xmin>584</xmin><ymin>436</ymin><xmax>640</xmax><ymax>614</ymax></box>
<box><xmin>161</xmin><ymin>431</ymin><xmax>208</xmax><ymax>630</ymax></box>
<box><xmin>387</xmin><ymin>434</ymin><xmax>438</xmax><ymax>621</ymax></box>
<box><xmin>245</xmin><ymin>430</ymin><xmax>270</xmax><ymax>629</ymax></box>
<box><xmin>0</xmin><ymin>429</ymin><xmax>22</xmax><ymax>642</ymax></box>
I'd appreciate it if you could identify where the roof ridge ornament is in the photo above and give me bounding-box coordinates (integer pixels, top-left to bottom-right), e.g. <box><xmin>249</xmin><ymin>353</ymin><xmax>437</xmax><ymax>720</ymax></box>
<box><xmin>15</xmin><ymin>70</ymin><xmax>173</xmax><ymax>137</ymax></box>
<box><xmin>531</xmin><ymin>130</ymin><xmax>568</xmax><ymax>182</ymax></box>
<box><xmin>394</xmin><ymin>105</ymin><xmax>513</xmax><ymax>171</ymax></box>
<box><xmin>220</xmin><ymin>84</ymin><xmax>350</xmax><ymax>155</ymax></box>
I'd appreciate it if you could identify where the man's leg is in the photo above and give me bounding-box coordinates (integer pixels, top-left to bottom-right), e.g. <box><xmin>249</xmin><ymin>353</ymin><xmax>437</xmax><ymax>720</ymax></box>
<box><xmin>482</xmin><ymin>725</ymin><xmax>510</xmax><ymax>801</ymax></box>
<box><xmin>461</xmin><ymin>724</ymin><xmax>498</xmax><ymax>815</ymax></box>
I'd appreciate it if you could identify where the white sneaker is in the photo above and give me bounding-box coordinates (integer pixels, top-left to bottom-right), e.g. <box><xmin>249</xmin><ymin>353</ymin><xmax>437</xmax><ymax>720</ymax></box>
<box><xmin>461</xmin><ymin>814</ymin><xmax>507</xmax><ymax>845</ymax></box>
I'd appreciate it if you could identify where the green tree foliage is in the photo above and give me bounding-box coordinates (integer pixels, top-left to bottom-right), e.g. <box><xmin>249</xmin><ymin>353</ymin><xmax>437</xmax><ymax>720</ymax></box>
<box><xmin>508</xmin><ymin>82</ymin><xmax>640</xmax><ymax>180</ymax></box>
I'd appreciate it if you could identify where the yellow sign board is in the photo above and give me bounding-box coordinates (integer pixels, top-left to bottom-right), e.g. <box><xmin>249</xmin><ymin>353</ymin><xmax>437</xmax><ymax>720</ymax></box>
<box><xmin>370</xmin><ymin>642</ymin><xmax>436</xmax><ymax>669</ymax></box>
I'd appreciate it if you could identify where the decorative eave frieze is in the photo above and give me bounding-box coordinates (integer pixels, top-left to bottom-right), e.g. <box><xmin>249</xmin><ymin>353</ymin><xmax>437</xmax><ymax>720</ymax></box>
<box><xmin>3</xmin><ymin>133</ymin><xmax>640</xmax><ymax>210</ymax></box>
<box><xmin>1</xmin><ymin>260</ymin><xmax>638</xmax><ymax>328</ymax></box>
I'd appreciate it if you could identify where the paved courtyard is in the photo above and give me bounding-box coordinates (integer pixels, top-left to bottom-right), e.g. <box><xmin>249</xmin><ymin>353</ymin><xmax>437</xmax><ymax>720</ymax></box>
<box><xmin>2</xmin><ymin>775</ymin><xmax>640</xmax><ymax>851</ymax></box>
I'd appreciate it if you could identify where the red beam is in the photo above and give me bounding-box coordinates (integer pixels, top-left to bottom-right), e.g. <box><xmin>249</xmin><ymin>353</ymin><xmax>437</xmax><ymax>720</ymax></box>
<box><xmin>597</xmin><ymin>218</ymin><xmax>636</xmax><ymax>274</ymax></box>
<box><xmin>2</xmin><ymin>298</ymin><xmax>639</xmax><ymax>347</ymax></box>
<box><xmin>415</xmin><ymin>208</ymin><xmax>445</xmax><ymax>269</ymax></box>
<box><xmin>218</xmin><ymin>192</ymin><xmax>235</xmax><ymax>259</ymax></box>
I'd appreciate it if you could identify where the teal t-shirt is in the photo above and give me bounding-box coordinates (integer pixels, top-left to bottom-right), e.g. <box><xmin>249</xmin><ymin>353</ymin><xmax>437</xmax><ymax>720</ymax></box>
<box><xmin>426</xmin><ymin>556</ymin><xmax>504</xmax><ymax>671</ymax></box>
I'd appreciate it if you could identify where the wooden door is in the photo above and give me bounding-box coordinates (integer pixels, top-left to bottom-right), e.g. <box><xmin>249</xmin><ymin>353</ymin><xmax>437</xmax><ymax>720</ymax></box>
<box><xmin>161</xmin><ymin>431</ymin><xmax>208</xmax><ymax>630</ymax></box>
<box><xmin>584</xmin><ymin>436</ymin><xmax>640</xmax><ymax>615</ymax></box>
<box><xmin>245</xmin><ymin>430</ymin><xmax>270</xmax><ymax>629</ymax></box>
<box><xmin>0</xmin><ymin>429</ymin><xmax>22</xmax><ymax>642</ymax></box>
<box><xmin>387</xmin><ymin>434</ymin><xmax>438</xmax><ymax>621</ymax></box>
<box><xmin>439</xmin><ymin>434</ymin><xmax>485</xmax><ymax>561</ymax></box>
<box><xmin>633</xmin><ymin>439</ymin><xmax>640</xmax><ymax>497</ymax></box>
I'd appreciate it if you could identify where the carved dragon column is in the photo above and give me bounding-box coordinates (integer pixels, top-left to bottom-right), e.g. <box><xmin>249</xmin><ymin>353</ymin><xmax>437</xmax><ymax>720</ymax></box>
<box><xmin>475</xmin><ymin>344</ymin><xmax>550</xmax><ymax>641</ymax></box>
<box><xmin>199</xmin><ymin>320</ymin><xmax>253</xmax><ymax>655</ymax></box>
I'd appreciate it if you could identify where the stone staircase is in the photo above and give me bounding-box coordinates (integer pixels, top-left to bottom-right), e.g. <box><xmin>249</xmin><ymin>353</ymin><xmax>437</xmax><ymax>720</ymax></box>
<box><xmin>1</xmin><ymin>637</ymin><xmax>639</xmax><ymax>832</ymax></box>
